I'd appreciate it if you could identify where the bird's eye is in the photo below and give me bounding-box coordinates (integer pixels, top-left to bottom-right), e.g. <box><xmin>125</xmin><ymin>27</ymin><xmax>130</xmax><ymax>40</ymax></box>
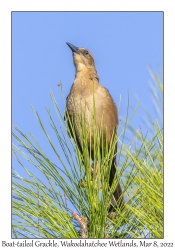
<box><xmin>84</xmin><ymin>50</ymin><xmax>89</xmax><ymax>55</ymax></box>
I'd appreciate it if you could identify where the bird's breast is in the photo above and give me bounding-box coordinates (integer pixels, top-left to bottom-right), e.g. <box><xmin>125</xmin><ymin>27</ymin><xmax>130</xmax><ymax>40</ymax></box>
<box><xmin>67</xmin><ymin>85</ymin><xmax>117</xmax><ymax>128</ymax></box>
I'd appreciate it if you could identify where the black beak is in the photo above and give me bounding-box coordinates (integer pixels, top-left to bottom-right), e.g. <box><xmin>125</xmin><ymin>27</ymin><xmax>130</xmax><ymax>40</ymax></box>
<box><xmin>66</xmin><ymin>42</ymin><xmax>80</xmax><ymax>54</ymax></box>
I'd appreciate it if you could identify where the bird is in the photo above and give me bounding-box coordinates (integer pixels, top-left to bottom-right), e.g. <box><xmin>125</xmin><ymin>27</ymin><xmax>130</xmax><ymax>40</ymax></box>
<box><xmin>65</xmin><ymin>42</ymin><xmax>123</xmax><ymax>211</ymax></box>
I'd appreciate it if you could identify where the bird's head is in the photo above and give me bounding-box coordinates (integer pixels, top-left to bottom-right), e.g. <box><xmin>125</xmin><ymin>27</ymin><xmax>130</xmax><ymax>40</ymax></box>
<box><xmin>66</xmin><ymin>42</ymin><xmax>95</xmax><ymax>71</ymax></box>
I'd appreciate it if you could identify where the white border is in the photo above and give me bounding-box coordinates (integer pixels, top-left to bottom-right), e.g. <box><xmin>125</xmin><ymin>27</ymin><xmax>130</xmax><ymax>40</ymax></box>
<box><xmin>0</xmin><ymin>0</ymin><xmax>174</xmax><ymax>248</ymax></box>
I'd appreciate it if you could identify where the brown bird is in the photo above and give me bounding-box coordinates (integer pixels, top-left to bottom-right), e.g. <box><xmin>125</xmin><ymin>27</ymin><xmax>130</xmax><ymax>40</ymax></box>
<box><xmin>65</xmin><ymin>42</ymin><xmax>123</xmax><ymax>210</ymax></box>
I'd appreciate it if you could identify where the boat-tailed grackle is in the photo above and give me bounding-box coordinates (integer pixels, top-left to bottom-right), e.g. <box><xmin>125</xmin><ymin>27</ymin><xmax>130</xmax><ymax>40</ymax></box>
<box><xmin>65</xmin><ymin>42</ymin><xmax>123</xmax><ymax>211</ymax></box>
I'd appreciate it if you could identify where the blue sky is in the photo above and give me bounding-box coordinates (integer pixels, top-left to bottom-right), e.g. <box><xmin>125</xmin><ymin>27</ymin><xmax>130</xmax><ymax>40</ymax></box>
<box><xmin>12</xmin><ymin>12</ymin><xmax>163</xmax><ymax>206</ymax></box>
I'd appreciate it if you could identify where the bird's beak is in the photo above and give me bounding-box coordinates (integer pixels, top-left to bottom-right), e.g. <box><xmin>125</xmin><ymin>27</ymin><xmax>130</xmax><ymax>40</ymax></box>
<box><xmin>66</xmin><ymin>42</ymin><xmax>80</xmax><ymax>54</ymax></box>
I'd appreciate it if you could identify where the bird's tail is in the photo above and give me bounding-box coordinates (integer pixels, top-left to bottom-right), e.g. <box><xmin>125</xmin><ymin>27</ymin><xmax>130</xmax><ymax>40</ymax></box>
<box><xmin>109</xmin><ymin>157</ymin><xmax>124</xmax><ymax>211</ymax></box>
